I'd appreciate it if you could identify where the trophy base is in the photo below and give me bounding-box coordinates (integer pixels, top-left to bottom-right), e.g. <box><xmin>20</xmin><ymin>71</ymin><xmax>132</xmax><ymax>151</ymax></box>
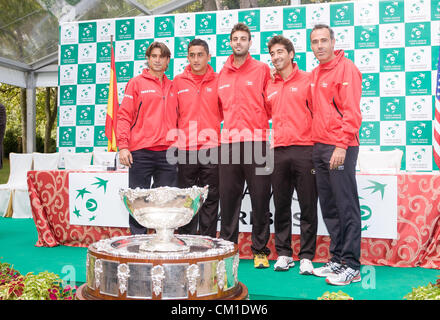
<box><xmin>76</xmin><ymin>282</ymin><xmax>249</xmax><ymax>300</ymax></box>
<box><xmin>79</xmin><ymin>235</ymin><xmax>244</xmax><ymax>300</ymax></box>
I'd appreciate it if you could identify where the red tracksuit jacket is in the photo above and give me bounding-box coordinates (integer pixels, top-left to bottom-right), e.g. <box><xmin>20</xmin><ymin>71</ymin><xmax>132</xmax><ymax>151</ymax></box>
<box><xmin>265</xmin><ymin>63</ymin><xmax>313</xmax><ymax>148</ymax></box>
<box><xmin>116</xmin><ymin>68</ymin><xmax>177</xmax><ymax>152</ymax></box>
<box><xmin>172</xmin><ymin>64</ymin><xmax>223</xmax><ymax>150</ymax></box>
<box><xmin>218</xmin><ymin>54</ymin><xmax>271</xmax><ymax>144</ymax></box>
<box><xmin>309</xmin><ymin>50</ymin><xmax>362</xmax><ymax>149</ymax></box>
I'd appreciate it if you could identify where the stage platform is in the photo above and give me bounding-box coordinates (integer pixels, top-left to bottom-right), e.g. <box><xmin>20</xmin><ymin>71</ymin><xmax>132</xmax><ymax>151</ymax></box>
<box><xmin>0</xmin><ymin>217</ymin><xmax>438</xmax><ymax>300</ymax></box>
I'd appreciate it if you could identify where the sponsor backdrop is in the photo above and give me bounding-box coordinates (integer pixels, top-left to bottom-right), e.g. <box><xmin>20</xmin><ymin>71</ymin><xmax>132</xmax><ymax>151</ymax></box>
<box><xmin>58</xmin><ymin>0</ymin><xmax>440</xmax><ymax>172</ymax></box>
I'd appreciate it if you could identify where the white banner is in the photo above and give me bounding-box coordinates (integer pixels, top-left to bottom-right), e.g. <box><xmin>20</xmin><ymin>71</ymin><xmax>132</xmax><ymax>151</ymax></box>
<box><xmin>68</xmin><ymin>172</ymin><xmax>397</xmax><ymax>239</ymax></box>
<box><xmin>69</xmin><ymin>172</ymin><xmax>129</xmax><ymax>227</ymax></box>
<box><xmin>233</xmin><ymin>174</ymin><xmax>398</xmax><ymax>239</ymax></box>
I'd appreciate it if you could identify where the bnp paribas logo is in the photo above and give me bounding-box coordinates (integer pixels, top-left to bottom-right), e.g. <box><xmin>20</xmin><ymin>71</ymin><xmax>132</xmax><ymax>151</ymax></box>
<box><xmin>72</xmin><ymin>177</ymin><xmax>109</xmax><ymax>222</ymax></box>
<box><xmin>360</xmin><ymin>180</ymin><xmax>387</xmax><ymax>231</ymax></box>
<box><xmin>283</xmin><ymin>7</ymin><xmax>305</xmax><ymax>29</ymax></box>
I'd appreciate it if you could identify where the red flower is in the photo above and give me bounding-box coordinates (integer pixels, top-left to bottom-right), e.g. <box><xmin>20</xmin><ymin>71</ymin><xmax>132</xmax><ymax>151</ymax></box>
<box><xmin>49</xmin><ymin>293</ymin><xmax>57</xmax><ymax>300</ymax></box>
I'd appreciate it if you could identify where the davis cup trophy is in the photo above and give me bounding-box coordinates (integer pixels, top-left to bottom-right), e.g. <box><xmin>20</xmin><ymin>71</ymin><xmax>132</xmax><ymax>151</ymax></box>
<box><xmin>76</xmin><ymin>186</ymin><xmax>248</xmax><ymax>300</ymax></box>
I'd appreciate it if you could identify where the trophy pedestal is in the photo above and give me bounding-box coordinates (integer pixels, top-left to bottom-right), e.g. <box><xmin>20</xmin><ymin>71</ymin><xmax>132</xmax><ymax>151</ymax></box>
<box><xmin>76</xmin><ymin>235</ymin><xmax>248</xmax><ymax>300</ymax></box>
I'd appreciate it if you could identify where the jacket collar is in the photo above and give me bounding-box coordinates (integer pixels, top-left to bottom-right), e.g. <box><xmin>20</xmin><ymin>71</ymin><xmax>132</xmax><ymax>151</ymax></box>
<box><xmin>224</xmin><ymin>53</ymin><xmax>253</xmax><ymax>71</ymax></box>
<box><xmin>318</xmin><ymin>50</ymin><xmax>345</xmax><ymax>70</ymax></box>
<box><xmin>141</xmin><ymin>68</ymin><xmax>170</xmax><ymax>83</ymax></box>
<box><xmin>181</xmin><ymin>63</ymin><xmax>216</xmax><ymax>82</ymax></box>
<box><xmin>274</xmin><ymin>62</ymin><xmax>299</xmax><ymax>82</ymax></box>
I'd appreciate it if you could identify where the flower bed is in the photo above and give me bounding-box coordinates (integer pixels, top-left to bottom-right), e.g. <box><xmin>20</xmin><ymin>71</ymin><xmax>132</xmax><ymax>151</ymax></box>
<box><xmin>0</xmin><ymin>262</ymin><xmax>77</xmax><ymax>300</ymax></box>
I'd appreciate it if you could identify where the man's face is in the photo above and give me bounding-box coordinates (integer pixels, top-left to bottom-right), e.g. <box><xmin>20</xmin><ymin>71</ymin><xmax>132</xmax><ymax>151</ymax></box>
<box><xmin>230</xmin><ymin>30</ymin><xmax>252</xmax><ymax>57</ymax></box>
<box><xmin>187</xmin><ymin>45</ymin><xmax>211</xmax><ymax>75</ymax></box>
<box><xmin>310</xmin><ymin>28</ymin><xmax>336</xmax><ymax>64</ymax></box>
<box><xmin>269</xmin><ymin>43</ymin><xmax>294</xmax><ymax>72</ymax></box>
<box><xmin>147</xmin><ymin>47</ymin><xmax>170</xmax><ymax>73</ymax></box>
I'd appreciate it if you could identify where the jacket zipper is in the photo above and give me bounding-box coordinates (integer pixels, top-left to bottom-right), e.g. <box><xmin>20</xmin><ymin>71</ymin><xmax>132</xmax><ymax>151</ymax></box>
<box><xmin>332</xmin><ymin>98</ymin><xmax>343</xmax><ymax>118</ymax></box>
<box><xmin>306</xmin><ymin>100</ymin><xmax>313</xmax><ymax>118</ymax></box>
<box><xmin>130</xmin><ymin>101</ymin><xmax>142</xmax><ymax>130</ymax></box>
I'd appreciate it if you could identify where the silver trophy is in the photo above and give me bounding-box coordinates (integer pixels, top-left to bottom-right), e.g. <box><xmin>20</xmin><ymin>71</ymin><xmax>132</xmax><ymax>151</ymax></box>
<box><xmin>119</xmin><ymin>186</ymin><xmax>209</xmax><ymax>253</ymax></box>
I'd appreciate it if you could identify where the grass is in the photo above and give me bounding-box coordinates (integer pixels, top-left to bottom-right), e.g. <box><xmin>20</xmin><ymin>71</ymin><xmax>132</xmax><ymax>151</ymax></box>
<box><xmin>0</xmin><ymin>157</ymin><xmax>9</xmax><ymax>184</ymax></box>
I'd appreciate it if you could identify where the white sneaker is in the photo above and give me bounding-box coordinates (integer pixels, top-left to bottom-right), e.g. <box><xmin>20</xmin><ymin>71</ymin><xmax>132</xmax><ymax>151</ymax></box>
<box><xmin>274</xmin><ymin>256</ymin><xmax>295</xmax><ymax>271</ymax></box>
<box><xmin>299</xmin><ymin>259</ymin><xmax>314</xmax><ymax>275</ymax></box>
<box><xmin>326</xmin><ymin>265</ymin><xmax>361</xmax><ymax>286</ymax></box>
<box><xmin>312</xmin><ymin>261</ymin><xmax>343</xmax><ymax>278</ymax></box>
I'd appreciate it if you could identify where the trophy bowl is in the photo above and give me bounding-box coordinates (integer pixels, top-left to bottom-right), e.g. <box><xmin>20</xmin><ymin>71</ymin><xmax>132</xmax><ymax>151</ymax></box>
<box><xmin>119</xmin><ymin>186</ymin><xmax>208</xmax><ymax>253</ymax></box>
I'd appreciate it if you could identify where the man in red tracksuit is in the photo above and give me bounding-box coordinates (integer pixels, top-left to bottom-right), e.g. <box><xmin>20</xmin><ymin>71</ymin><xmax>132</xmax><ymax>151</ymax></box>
<box><xmin>218</xmin><ymin>23</ymin><xmax>272</xmax><ymax>268</ymax></box>
<box><xmin>172</xmin><ymin>39</ymin><xmax>222</xmax><ymax>238</ymax></box>
<box><xmin>308</xmin><ymin>25</ymin><xmax>363</xmax><ymax>286</ymax></box>
<box><xmin>117</xmin><ymin>42</ymin><xmax>178</xmax><ymax>235</ymax></box>
<box><xmin>265</xmin><ymin>35</ymin><xmax>318</xmax><ymax>274</ymax></box>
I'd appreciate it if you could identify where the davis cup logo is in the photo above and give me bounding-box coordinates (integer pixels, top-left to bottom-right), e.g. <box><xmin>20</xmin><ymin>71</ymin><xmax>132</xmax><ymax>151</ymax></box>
<box><xmin>384</xmin><ymin>26</ymin><xmax>398</xmax><ymax>41</ymax></box>
<box><xmin>362</xmin><ymin>75</ymin><xmax>374</xmax><ymax>90</ymax></box>
<box><xmin>334</xmin><ymin>5</ymin><xmax>349</xmax><ymax>20</ymax></box>
<box><xmin>411</xmin><ymin>123</ymin><xmax>426</xmax><ymax>139</ymax></box>
<box><xmin>359</xmin><ymin>3</ymin><xmax>373</xmax><ymax>18</ymax></box>
<box><xmin>72</xmin><ymin>177</ymin><xmax>108</xmax><ymax>223</ymax></box>
<box><xmin>410</xmin><ymin>24</ymin><xmax>425</xmax><ymax>39</ymax></box>
<box><xmin>360</xmin><ymin>123</ymin><xmax>374</xmax><ymax>138</ymax></box>
<box><xmin>385</xmin><ymin>50</ymin><xmax>399</xmax><ymax>65</ymax></box>
<box><xmin>220</xmin><ymin>13</ymin><xmax>233</xmax><ymax>28</ymax></box>
<box><xmin>286</xmin><ymin>9</ymin><xmax>301</xmax><ymax>23</ymax></box>
<box><xmin>119</xmin><ymin>21</ymin><xmax>131</xmax><ymax>35</ymax></box>
<box><xmin>385</xmin><ymin>123</ymin><xmax>399</xmax><ymax>138</ymax></box>
<box><xmin>385</xmin><ymin>98</ymin><xmax>400</xmax><ymax>114</ymax></box>
<box><xmin>411</xmin><ymin>148</ymin><xmax>427</xmax><ymax>162</ymax></box>
<box><xmin>410</xmin><ymin>73</ymin><xmax>425</xmax><ymax>89</ymax></box>
<box><xmin>242</xmin><ymin>11</ymin><xmax>257</xmax><ymax>25</ymax></box>
<box><xmin>410</xmin><ymin>98</ymin><xmax>425</xmax><ymax>113</ymax></box>
<box><xmin>159</xmin><ymin>18</ymin><xmax>172</xmax><ymax>32</ymax></box>
<box><xmin>384</xmin><ymin>2</ymin><xmax>399</xmax><ymax>17</ymax></box>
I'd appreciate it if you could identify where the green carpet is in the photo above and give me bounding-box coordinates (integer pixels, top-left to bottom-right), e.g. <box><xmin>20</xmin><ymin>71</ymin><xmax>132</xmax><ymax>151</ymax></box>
<box><xmin>1</xmin><ymin>217</ymin><xmax>438</xmax><ymax>300</ymax></box>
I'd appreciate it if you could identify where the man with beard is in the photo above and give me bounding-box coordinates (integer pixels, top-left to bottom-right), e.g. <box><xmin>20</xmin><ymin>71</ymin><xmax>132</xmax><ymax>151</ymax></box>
<box><xmin>117</xmin><ymin>42</ymin><xmax>178</xmax><ymax>235</ymax></box>
<box><xmin>265</xmin><ymin>35</ymin><xmax>318</xmax><ymax>274</ymax></box>
<box><xmin>217</xmin><ymin>23</ymin><xmax>272</xmax><ymax>268</ymax></box>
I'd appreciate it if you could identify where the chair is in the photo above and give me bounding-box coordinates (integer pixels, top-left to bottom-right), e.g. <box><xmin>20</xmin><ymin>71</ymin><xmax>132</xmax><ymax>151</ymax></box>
<box><xmin>92</xmin><ymin>151</ymin><xmax>117</xmax><ymax>167</ymax></box>
<box><xmin>32</xmin><ymin>152</ymin><xmax>60</xmax><ymax>170</ymax></box>
<box><xmin>358</xmin><ymin>149</ymin><xmax>404</xmax><ymax>174</ymax></box>
<box><xmin>63</xmin><ymin>152</ymin><xmax>93</xmax><ymax>170</ymax></box>
<box><xmin>0</xmin><ymin>153</ymin><xmax>34</xmax><ymax>218</ymax></box>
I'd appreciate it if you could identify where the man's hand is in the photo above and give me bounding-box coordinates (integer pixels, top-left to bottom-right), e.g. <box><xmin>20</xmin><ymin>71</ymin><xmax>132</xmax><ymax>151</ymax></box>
<box><xmin>119</xmin><ymin>148</ymin><xmax>133</xmax><ymax>168</ymax></box>
<box><xmin>329</xmin><ymin>147</ymin><xmax>346</xmax><ymax>170</ymax></box>
<box><xmin>270</xmin><ymin>67</ymin><xmax>277</xmax><ymax>80</ymax></box>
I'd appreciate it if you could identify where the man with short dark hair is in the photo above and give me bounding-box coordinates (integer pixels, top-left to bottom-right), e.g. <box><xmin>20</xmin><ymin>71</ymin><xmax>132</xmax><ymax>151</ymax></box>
<box><xmin>218</xmin><ymin>22</ymin><xmax>272</xmax><ymax>269</ymax></box>
<box><xmin>173</xmin><ymin>39</ymin><xmax>222</xmax><ymax>237</ymax></box>
<box><xmin>266</xmin><ymin>35</ymin><xmax>318</xmax><ymax>275</ymax></box>
<box><xmin>308</xmin><ymin>24</ymin><xmax>363</xmax><ymax>286</ymax></box>
<box><xmin>117</xmin><ymin>41</ymin><xmax>178</xmax><ymax>235</ymax></box>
